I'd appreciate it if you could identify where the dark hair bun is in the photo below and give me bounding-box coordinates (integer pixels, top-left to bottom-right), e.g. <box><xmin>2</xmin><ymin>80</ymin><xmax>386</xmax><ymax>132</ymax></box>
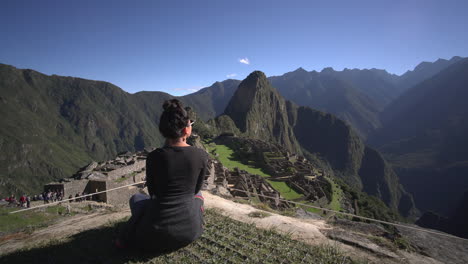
<box><xmin>163</xmin><ymin>99</ymin><xmax>184</xmax><ymax>112</ymax></box>
<box><xmin>159</xmin><ymin>99</ymin><xmax>189</xmax><ymax>139</ymax></box>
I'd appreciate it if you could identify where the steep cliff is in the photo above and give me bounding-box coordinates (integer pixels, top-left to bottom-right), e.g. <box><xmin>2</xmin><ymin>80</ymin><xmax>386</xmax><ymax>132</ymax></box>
<box><xmin>224</xmin><ymin>71</ymin><xmax>301</xmax><ymax>154</ymax></box>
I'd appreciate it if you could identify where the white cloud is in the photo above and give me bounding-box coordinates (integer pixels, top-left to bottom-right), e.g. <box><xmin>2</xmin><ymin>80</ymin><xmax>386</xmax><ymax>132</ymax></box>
<box><xmin>226</xmin><ymin>73</ymin><xmax>237</xmax><ymax>78</ymax></box>
<box><xmin>173</xmin><ymin>86</ymin><xmax>204</xmax><ymax>95</ymax></box>
<box><xmin>239</xmin><ymin>58</ymin><xmax>250</xmax><ymax>65</ymax></box>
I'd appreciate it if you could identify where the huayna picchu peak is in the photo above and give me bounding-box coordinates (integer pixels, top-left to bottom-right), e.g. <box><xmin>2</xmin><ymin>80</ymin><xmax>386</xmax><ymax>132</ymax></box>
<box><xmin>224</xmin><ymin>70</ymin><xmax>301</xmax><ymax>154</ymax></box>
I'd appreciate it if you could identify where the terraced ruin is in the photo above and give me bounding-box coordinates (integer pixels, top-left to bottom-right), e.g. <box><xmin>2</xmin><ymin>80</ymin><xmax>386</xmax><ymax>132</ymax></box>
<box><xmin>202</xmin><ymin>135</ymin><xmax>346</xmax><ymax>215</ymax></box>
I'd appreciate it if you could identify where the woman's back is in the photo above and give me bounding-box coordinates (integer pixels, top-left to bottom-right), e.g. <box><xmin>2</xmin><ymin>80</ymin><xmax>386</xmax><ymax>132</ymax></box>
<box><xmin>146</xmin><ymin>146</ymin><xmax>206</xmax><ymax>204</ymax></box>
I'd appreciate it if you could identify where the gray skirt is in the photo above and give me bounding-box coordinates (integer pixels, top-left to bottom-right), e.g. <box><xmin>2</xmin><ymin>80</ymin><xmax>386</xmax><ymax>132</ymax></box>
<box><xmin>120</xmin><ymin>193</ymin><xmax>204</xmax><ymax>252</ymax></box>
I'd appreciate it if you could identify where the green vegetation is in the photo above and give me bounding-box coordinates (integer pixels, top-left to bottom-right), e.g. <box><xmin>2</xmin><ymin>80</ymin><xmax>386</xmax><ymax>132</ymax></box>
<box><xmin>205</xmin><ymin>141</ymin><xmax>303</xmax><ymax>201</ymax></box>
<box><xmin>285</xmin><ymin>166</ymin><xmax>297</xmax><ymax>174</ymax></box>
<box><xmin>301</xmin><ymin>203</ymin><xmax>325</xmax><ymax>215</ymax></box>
<box><xmin>0</xmin><ymin>209</ymin><xmax>359</xmax><ymax>263</ymax></box>
<box><xmin>392</xmin><ymin>236</ymin><xmax>413</xmax><ymax>251</ymax></box>
<box><xmin>205</xmin><ymin>142</ymin><xmax>269</xmax><ymax>177</ymax></box>
<box><xmin>0</xmin><ymin>205</ymin><xmax>68</xmax><ymax>234</ymax></box>
<box><xmin>368</xmin><ymin>234</ymin><xmax>413</xmax><ymax>253</ymax></box>
<box><xmin>326</xmin><ymin>177</ymin><xmax>343</xmax><ymax>212</ymax></box>
<box><xmin>266</xmin><ymin>180</ymin><xmax>303</xmax><ymax>200</ymax></box>
<box><xmin>334</xmin><ymin>178</ymin><xmax>399</xmax><ymax>222</ymax></box>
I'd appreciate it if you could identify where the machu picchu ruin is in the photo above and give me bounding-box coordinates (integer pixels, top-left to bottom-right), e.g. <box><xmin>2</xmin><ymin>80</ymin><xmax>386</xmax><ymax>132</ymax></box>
<box><xmin>43</xmin><ymin>148</ymin><xmax>154</xmax><ymax>205</ymax></box>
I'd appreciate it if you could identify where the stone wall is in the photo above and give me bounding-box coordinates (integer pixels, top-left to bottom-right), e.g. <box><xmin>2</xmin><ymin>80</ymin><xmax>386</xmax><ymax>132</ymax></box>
<box><xmin>106</xmin><ymin>171</ymin><xmax>146</xmax><ymax>205</ymax></box>
<box><xmin>106</xmin><ymin>160</ymin><xmax>146</xmax><ymax>180</ymax></box>
<box><xmin>63</xmin><ymin>180</ymin><xmax>89</xmax><ymax>198</ymax></box>
<box><xmin>46</xmin><ymin>149</ymin><xmax>150</xmax><ymax>206</ymax></box>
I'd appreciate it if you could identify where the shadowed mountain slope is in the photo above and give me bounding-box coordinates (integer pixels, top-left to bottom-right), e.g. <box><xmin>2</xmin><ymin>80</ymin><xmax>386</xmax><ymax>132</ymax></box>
<box><xmin>291</xmin><ymin>106</ymin><xmax>415</xmax><ymax>216</ymax></box>
<box><xmin>369</xmin><ymin>58</ymin><xmax>468</xmax><ymax>216</ymax></box>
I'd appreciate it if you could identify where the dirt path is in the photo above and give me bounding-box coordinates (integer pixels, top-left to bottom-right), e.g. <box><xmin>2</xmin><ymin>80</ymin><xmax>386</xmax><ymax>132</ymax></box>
<box><xmin>204</xmin><ymin>192</ymin><xmax>330</xmax><ymax>244</ymax></box>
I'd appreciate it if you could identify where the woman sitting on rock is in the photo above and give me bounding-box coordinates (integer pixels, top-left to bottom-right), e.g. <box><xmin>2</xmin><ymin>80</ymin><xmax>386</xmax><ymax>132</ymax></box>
<box><xmin>116</xmin><ymin>99</ymin><xmax>207</xmax><ymax>252</ymax></box>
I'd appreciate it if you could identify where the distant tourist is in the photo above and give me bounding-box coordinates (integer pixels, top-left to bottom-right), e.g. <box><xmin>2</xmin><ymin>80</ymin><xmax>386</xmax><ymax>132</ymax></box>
<box><xmin>10</xmin><ymin>194</ymin><xmax>16</xmax><ymax>203</ymax></box>
<box><xmin>68</xmin><ymin>194</ymin><xmax>73</xmax><ymax>202</ymax></box>
<box><xmin>81</xmin><ymin>191</ymin><xmax>87</xmax><ymax>201</ymax></box>
<box><xmin>26</xmin><ymin>196</ymin><xmax>31</xmax><ymax>208</ymax></box>
<box><xmin>75</xmin><ymin>193</ymin><xmax>80</xmax><ymax>202</ymax></box>
<box><xmin>19</xmin><ymin>194</ymin><xmax>26</xmax><ymax>207</ymax></box>
<box><xmin>7</xmin><ymin>195</ymin><xmax>16</xmax><ymax>205</ymax></box>
<box><xmin>46</xmin><ymin>191</ymin><xmax>52</xmax><ymax>204</ymax></box>
<box><xmin>116</xmin><ymin>99</ymin><xmax>207</xmax><ymax>252</ymax></box>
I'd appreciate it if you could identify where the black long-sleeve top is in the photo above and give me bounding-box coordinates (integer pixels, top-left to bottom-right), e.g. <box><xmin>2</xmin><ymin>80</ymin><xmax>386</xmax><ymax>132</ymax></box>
<box><xmin>135</xmin><ymin>146</ymin><xmax>208</xmax><ymax>251</ymax></box>
<box><xmin>146</xmin><ymin>146</ymin><xmax>206</xmax><ymax>201</ymax></box>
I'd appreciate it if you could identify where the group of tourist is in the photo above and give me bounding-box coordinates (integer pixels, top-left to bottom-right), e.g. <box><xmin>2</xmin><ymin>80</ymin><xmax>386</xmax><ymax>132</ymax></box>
<box><xmin>68</xmin><ymin>192</ymin><xmax>92</xmax><ymax>202</ymax></box>
<box><xmin>1</xmin><ymin>190</ymin><xmax>96</xmax><ymax>208</ymax></box>
<box><xmin>2</xmin><ymin>194</ymin><xmax>31</xmax><ymax>208</ymax></box>
<box><xmin>41</xmin><ymin>190</ymin><xmax>65</xmax><ymax>204</ymax></box>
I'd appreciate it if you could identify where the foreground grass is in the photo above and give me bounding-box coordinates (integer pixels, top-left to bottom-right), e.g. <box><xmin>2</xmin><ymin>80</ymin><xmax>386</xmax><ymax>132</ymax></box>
<box><xmin>0</xmin><ymin>209</ymin><xmax>358</xmax><ymax>264</ymax></box>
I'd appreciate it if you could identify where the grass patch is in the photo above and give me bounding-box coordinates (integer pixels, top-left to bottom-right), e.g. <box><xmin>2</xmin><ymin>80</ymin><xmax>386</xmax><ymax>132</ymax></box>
<box><xmin>45</xmin><ymin>205</ymin><xmax>67</xmax><ymax>215</ymax></box>
<box><xmin>211</xmin><ymin>144</ymin><xmax>270</xmax><ymax>177</ymax></box>
<box><xmin>325</xmin><ymin>177</ymin><xmax>343</xmax><ymax>212</ymax></box>
<box><xmin>303</xmin><ymin>204</ymin><xmax>325</xmax><ymax>215</ymax></box>
<box><xmin>0</xmin><ymin>205</ymin><xmax>68</xmax><ymax>234</ymax></box>
<box><xmin>0</xmin><ymin>209</ymin><xmax>359</xmax><ymax>263</ymax></box>
<box><xmin>266</xmin><ymin>180</ymin><xmax>303</xmax><ymax>200</ymax></box>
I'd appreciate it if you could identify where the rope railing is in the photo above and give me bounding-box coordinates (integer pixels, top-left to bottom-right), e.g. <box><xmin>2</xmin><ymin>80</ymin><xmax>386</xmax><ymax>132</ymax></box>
<box><xmin>7</xmin><ymin>180</ymin><xmax>468</xmax><ymax>241</ymax></box>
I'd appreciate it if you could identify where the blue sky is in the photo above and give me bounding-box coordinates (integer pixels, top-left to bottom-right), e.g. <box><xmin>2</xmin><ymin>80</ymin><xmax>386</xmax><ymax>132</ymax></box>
<box><xmin>1</xmin><ymin>0</ymin><xmax>467</xmax><ymax>95</ymax></box>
